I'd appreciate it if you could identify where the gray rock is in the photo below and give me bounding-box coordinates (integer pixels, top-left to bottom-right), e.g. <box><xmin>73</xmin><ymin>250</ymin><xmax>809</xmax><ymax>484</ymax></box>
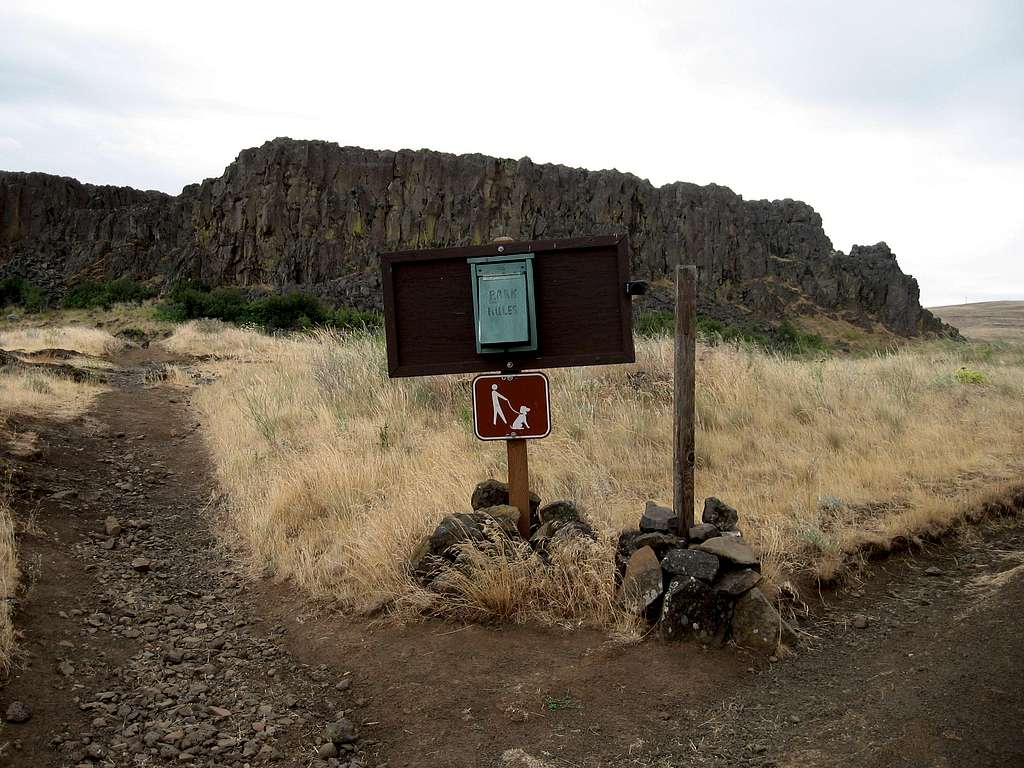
<box><xmin>661</xmin><ymin>548</ymin><xmax>720</xmax><ymax>582</ymax></box>
<box><xmin>660</xmin><ymin>576</ymin><xmax>733</xmax><ymax>646</ymax></box>
<box><xmin>471</xmin><ymin>479</ymin><xmax>540</xmax><ymax>517</ymax></box>
<box><xmin>702</xmin><ymin>497</ymin><xmax>738</xmax><ymax>531</ymax></box>
<box><xmin>130</xmin><ymin>557</ymin><xmax>152</xmax><ymax>573</ymax></box>
<box><xmin>713</xmin><ymin>568</ymin><xmax>762</xmax><ymax>596</ymax></box>
<box><xmin>731</xmin><ymin>587</ymin><xmax>798</xmax><ymax>654</ymax></box>
<box><xmin>640</xmin><ymin>501</ymin><xmax>679</xmax><ymax>533</ymax></box>
<box><xmin>633</xmin><ymin>532</ymin><xmax>687</xmax><ymax>558</ymax></box>
<box><xmin>617</xmin><ymin>546</ymin><xmax>663</xmax><ymax>615</ymax></box>
<box><xmin>103</xmin><ymin>516</ymin><xmax>122</xmax><ymax>536</ymax></box>
<box><xmin>323</xmin><ymin>718</ymin><xmax>357</xmax><ymax>744</ymax></box>
<box><xmin>852</xmin><ymin>614</ymin><xmax>869</xmax><ymax>629</ymax></box>
<box><xmin>549</xmin><ymin>520</ymin><xmax>596</xmax><ymax>546</ymax></box>
<box><xmin>615</xmin><ymin>529</ymin><xmax>646</xmax><ymax>578</ymax></box>
<box><xmin>695</xmin><ymin>537</ymin><xmax>759</xmax><ymax>568</ymax></box>
<box><xmin>4</xmin><ymin>701</ymin><xmax>31</xmax><ymax>723</ymax></box>
<box><xmin>687</xmin><ymin>523</ymin><xmax>720</xmax><ymax>543</ymax></box>
<box><xmin>317</xmin><ymin>743</ymin><xmax>339</xmax><ymax>758</ymax></box>
<box><xmin>537</xmin><ymin>501</ymin><xmax>580</xmax><ymax>526</ymax></box>
<box><xmin>474</xmin><ymin>504</ymin><xmax>521</xmax><ymax>536</ymax></box>
<box><xmin>408</xmin><ymin>513</ymin><xmax>490</xmax><ymax>582</ymax></box>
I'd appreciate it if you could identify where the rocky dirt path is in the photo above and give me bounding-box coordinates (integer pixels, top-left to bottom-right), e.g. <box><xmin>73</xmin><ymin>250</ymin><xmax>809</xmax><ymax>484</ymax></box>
<box><xmin>1</xmin><ymin>352</ymin><xmax>380</xmax><ymax>767</ymax></box>
<box><xmin>1</xmin><ymin>347</ymin><xmax>1023</xmax><ymax>768</ymax></box>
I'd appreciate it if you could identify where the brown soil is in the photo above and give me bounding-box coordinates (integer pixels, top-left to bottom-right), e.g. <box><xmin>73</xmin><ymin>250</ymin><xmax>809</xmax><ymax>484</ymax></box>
<box><xmin>1</xmin><ymin>346</ymin><xmax>1023</xmax><ymax>767</ymax></box>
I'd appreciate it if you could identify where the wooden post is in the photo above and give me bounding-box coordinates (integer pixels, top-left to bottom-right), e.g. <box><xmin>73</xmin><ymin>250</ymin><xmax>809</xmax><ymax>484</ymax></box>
<box><xmin>673</xmin><ymin>265</ymin><xmax>697</xmax><ymax>535</ymax></box>
<box><xmin>507</xmin><ymin>439</ymin><xmax>531</xmax><ymax>537</ymax></box>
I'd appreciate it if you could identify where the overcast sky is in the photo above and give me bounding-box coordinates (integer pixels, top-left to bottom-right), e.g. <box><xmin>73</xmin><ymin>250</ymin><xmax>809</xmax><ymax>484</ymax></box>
<box><xmin>2</xmin><ymin>0</ymin><xmax>1021</xmax><ymax>306</ymax></box>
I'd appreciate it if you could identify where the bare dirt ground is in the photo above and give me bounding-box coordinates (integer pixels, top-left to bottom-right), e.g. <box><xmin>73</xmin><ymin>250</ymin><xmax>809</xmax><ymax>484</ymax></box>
<box><xmin>1</xmin><ymin>346</ymin><xmax>1023</xmax><ymax>767</ymax></box>
<box><xmin>930</xmin><ymin>300</ymin><xmax>1024</xmax><ymax>340</ymax></box>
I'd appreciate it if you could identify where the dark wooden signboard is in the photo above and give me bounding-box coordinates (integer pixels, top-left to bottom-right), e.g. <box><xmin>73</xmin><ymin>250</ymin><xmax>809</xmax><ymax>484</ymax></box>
<box><xmin>380</xmin><ymin>235</ymin><xmax>635</xmax><ymax>378</ymax></box>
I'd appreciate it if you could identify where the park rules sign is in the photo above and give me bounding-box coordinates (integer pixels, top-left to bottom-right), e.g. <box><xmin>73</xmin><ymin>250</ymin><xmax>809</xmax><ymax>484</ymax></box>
<box><xmin>380</xmin><ymin>235</ymin><xmax>636</xmax><ymax>378</ymax></box>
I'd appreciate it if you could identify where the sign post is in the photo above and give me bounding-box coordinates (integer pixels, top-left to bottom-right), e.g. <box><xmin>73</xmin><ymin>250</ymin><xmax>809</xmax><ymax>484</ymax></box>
<box><xmin>507</xmin><ymin>440</ymin><xmax>530</xmax><ymax>537</ymax></box>
<box><xmin>673</xmin><ymin>265</ymin><xmax>697</xmax><ymax>535</ymax></box>
<box><xmin>471</xmin><ymin>371</ymin><xmax>551</xmax><ymax>536</ymax></box>
<box><xmin>380</xmin><ymin>235</ymin><xmax>646</xmax><ymax>536</ymax></box>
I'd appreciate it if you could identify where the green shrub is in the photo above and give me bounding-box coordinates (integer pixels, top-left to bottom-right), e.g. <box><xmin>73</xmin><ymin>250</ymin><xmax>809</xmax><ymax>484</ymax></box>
<box><xmin>331</xmin><ymin>305</ymin><xmax>383</xmax><ymax>331</ymax></box>
<box><xmin>954</xmin><ymin>367</ymin><xmax>988</xmax><ymax>385</ymax></box>
<box><xmin>776</xmin><ymin>320</ymin><xmax>829</xmax><ymax>355</ymax></box>
<box><xmin>634</xmin><ymin>311</ymin><xmax>829</xmax><ymax>356</ymax></box>
<box><xmin>634</xmin><ymin>310</ymin><xmax>674</xmax><ymax>337</ymax></box>
<box><xmin>0</xmin><ymin>276</ymin><xmax>48</xmax><ymax>313</ymax></box>
<box><xmin>63</xmin><ymin>277</ymin><xmax>157</xmax><ymax>309</ymax></box>
<box><xmin>157</xmin><ymin>282</ymin><xmax>382</xmax><ymax>333</ymax></box>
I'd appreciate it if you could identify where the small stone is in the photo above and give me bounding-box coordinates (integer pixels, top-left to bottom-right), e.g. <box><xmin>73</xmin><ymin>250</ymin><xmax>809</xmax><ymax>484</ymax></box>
<box><xmin>695</xmin><ymin>537</ymin><xmax>759</xmax><ymax>568</ymax></box>
<box><xmin>713</xmin><ymin>569</ymin><xmax>762</xmax><ymax>596</ymax></box>
<box><xmin>632</xmin><ymin>532</ymin><xmax>686</xmax><ymax>557</ymax></box>
<box><xmin>317</xmin><ymin>743</ymin><xmax>339</xmax><ymax>758</ymax></box>
<box><xmin>702</xmin><ymin>497</ymin><xmax>739</xmax><ymax>531</ymax></box>
<box><xmin>475</xmin><ymin>504</ymin><xmax>521</xmax><ymax>536</ymax></box>
<box><xmin>640</xmin><ymin>501</ymin><xmax>678</xmax><ymax>533</ymax></box>
<box><xmin>104</xmin><ymin>516</ymin><xmax>122</xmax><ymax>536</ymax></box>
<box><xmin>335</xmin><ymin>678</ymin><xmax>351</xmax><ymax>692</ymax></box>
<box><xmin>687</xmin><ymin>523</ymin><xmax>720</xmax><ymax>543</ymax></box>
<box><xmin>617</xmin><ymin>546</ymin><xmax>663</xmax><ymax>614</ymax></box>
<box><xmin>470</xmin><ymin>479</ymin><xmax>540</xmax><ymax>516</ymax></box>
<box><xmin>924</xmin><ymin>566</ymin><xmax>942</xmax><ymax>576</ymax></box>
<box><xmin>323</xmin><ymin>718</ymin><xmax>357</xmax><ymax>744</ymax></box>
<box><xmin>731</xmin><ymin>587</ymin><xmax>798</xmax><ymax>654</ymax></box>
<box><xmin>537</xmin><ymin>501</ymin><xmax>580</xmax><ymax>526</ymax></box>
<box><xmin>58</xmin><ymin>660</ymin><xmax>75</xmax><ymax>676</ymax></box>
<box><xmin>130</xmin><ymin>558</ymin><xmax>152</xmax><ymax>573</ymax></box>
<box><xmin>852</xmin><ymin>614</ymin><xmax>869</xmax><ymax>629</ymax></box>
<box><xmin>661</xmin><ymin>548</ymin><xmax>719</xmax><ymax>582</ymax></box>
<box><xmin>660</xmin><ymin>576</ymin><xmax>733</xmax><ymax>646</ymax></box>
<box><xmin>5</xmin><ymin>701</ymin><xmax>31</xmax><ymax>723</ymax></box>
<box><xmin>85</xmin><ymin>742</ymin><xmax>105</xmax><ymax>759</ymax></box>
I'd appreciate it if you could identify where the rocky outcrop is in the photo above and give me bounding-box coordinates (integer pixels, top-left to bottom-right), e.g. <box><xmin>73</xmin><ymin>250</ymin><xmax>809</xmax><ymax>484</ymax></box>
<box><xmin>0</xmin><ymin>138</ymin><xmax>950</xmax><ymax>336</ymax></box>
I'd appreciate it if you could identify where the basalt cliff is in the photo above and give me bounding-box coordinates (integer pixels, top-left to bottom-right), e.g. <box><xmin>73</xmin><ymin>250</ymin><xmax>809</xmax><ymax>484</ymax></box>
<box><xmin>0</xmin><ymin>137</ymin><xmax>948</xmax><ymax>336</ymax></box>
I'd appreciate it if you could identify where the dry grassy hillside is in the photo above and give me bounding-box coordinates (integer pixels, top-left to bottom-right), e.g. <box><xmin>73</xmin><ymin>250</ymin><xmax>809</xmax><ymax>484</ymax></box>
<box><xmin>931</xmin><ymin>301</ymin><xmax>1024</xmax><ymax>341</ymax></box>
<box><xmin>166</xmin><ymin>321</ymin><xmax>1024</xmax><ymax>630</ymax></box>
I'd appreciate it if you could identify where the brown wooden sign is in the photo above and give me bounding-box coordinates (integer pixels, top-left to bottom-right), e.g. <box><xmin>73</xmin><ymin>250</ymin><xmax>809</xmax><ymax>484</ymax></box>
<box><xmin>472</xmin><ymin>373</ymin><xmax>551</xmax><ymax>440</ymax></box>
<box><xmin>380</xmin><ymin>235</ymin><xmax>636</xmax><ymax>378</ymax></box>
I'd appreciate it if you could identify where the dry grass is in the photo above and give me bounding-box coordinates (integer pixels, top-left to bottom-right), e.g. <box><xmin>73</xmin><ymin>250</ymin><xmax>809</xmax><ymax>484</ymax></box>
<box><xmin>930</xmin><ymin>301</ymin><xmax>1024</xmax><ymax>341</ymax></box>
<box><xmin>161</xmin><ymin>319</ymin><xmax>286</xmax><ymax>359</ymax></box>
<box><xmin>177</xmin><ymin>322</ymin><xmax>1024</xmax><ymax>628</ymax></box>
<box><xmin>0</xmin><ymin>490</ymin><xmax>16</xmax><ymax>674</ymax></box>
<box><xmin>0</xmin><ymin>301</ymin><xmax>175</xmax><ymax>338</ymax></box>
<box><xmin>0</xmin><ymin>326</ymin><xmax>126</xmax><ymax>357</ymax></box>
<box><xmin>0</xmin><ymin>367</ymin><xmax>104</xmax><ymax>419</ymax></box>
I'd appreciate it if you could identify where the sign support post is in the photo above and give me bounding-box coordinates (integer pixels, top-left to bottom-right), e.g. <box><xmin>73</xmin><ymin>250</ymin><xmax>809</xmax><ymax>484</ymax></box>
<box><xmin>673</xmin><ymin>265</ymin><xmax>697</xmax><ymax>535</ymax></box>
<box><xmin>507</xmin><ymin>439</ymin><xmax>531</xmax><ymax>537</ymax></box>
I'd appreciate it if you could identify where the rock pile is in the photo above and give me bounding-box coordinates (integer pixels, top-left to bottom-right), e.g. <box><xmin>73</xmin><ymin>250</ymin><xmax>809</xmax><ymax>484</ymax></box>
<box><xmin>617</xmin><ymin>497</ymin><xmax>797</xmax><ymax>653</ymax></box>
<box><xmin>409</xmin><ymin>480</ymin><xmax>595</xmax><ymax>588</ymax></box>
<box><xmin>409</xmin><ymin>482</ymin><xmax>796</xmax><ymax>654</ymax></box>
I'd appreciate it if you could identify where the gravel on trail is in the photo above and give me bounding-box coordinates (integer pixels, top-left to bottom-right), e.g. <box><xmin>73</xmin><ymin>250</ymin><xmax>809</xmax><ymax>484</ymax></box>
<box><xmin>1</xmin><ymin>356</ymin><xmax>381</xmax><ymax>767</ymax></box>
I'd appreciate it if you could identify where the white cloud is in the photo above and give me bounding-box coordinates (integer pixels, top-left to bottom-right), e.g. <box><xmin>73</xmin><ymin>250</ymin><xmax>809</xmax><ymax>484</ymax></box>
<box><xmin>0</xmin><ymin>0</ymin><xmax>1021</xmax><ymax>304</ymax></box>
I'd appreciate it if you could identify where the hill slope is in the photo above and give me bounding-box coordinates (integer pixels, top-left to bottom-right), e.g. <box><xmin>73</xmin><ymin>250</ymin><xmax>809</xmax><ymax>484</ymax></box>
<box><xmin>930</xmin><ymin>301</ymin><xmax>1024</xmax><ymax>341</ymax></box>
<box><xmin>0</xmin><ymin>137</ymin><xmax>950</xmax><ymax>336</ymax></box>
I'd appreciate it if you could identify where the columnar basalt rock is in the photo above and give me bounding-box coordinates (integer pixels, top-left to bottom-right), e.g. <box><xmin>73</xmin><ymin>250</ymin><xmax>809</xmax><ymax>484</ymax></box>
<box><xmin>1</xmin><ymin>137</ymin><xmax>952</xmax><ymax>336</ymax></box>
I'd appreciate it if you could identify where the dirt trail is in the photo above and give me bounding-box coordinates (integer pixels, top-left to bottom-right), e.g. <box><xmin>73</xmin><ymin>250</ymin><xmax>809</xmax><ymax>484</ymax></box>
<box><xmin>1</xmin><ymin>347</ymin><xmax>1023</xmax><ymax>767</ymax></box>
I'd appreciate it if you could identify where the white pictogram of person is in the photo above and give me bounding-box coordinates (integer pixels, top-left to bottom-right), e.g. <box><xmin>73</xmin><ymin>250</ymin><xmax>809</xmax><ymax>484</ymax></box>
<box><xmin>490</xmin><ymin>384</ymin><xmax>514</xmax><ymax>425</ymax></box>
<box><xmin>511</xmin><ymin>405</ymin><xmax>531</xmax><ymax>430</ymax></box>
